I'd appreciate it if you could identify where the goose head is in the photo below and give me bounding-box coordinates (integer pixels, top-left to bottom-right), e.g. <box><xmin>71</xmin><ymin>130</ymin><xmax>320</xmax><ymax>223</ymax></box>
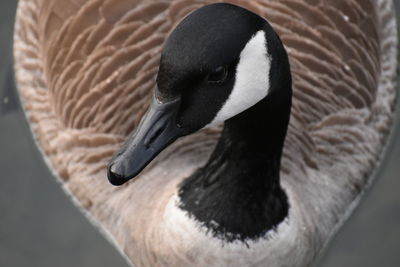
<box><xmin>108</xmin><ymin>3</ymin><xmax>292</xmax><ymax>187</ymax></box>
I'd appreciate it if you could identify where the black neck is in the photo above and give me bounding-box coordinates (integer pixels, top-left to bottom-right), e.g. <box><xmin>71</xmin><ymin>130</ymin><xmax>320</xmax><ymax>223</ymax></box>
<box><xmin>178</xmin><ymin>77</ymin><xmax>292</xmax><ymax>244</ymax></box>
<box><xmin>178</xmin><ymin>32</ymin><xmax>292</xmax><ymax>242</ymax></box>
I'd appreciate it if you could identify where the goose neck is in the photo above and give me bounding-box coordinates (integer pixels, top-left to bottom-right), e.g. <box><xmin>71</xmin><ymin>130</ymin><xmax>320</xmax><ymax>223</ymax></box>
<box><xmin>178</xmin><ymin>77</ymin><xmax>292</xmax><ymax>242</ymax></box>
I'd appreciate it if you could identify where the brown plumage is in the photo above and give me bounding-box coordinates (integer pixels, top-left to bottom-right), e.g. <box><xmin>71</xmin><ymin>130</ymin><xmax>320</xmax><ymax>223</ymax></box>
<box><xmin>14</xmin><ymin>0</ymin><xmax>397</xmax><ymax>266</ymax></box>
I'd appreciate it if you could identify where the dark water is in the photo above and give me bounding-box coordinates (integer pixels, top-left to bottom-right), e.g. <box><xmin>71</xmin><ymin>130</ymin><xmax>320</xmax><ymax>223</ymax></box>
<box><xmin>0</xmin><ymin>1</ymin><xmax>399</xmax><ymax>267</ymax></box>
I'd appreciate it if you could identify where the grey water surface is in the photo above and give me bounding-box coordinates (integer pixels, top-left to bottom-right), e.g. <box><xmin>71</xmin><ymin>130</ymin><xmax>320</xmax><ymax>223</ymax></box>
<box><xmin>0</xmin><ymin>1</ymin><xmax>399</xmax><ymax>267</ymax></box>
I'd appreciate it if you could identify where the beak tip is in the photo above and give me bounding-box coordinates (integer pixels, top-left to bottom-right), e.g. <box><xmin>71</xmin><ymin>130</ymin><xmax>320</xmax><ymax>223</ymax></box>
<box><xmin>107</xmin><ymin>163</ymin><xmax>129</xmax><ymax>186</ymax></box>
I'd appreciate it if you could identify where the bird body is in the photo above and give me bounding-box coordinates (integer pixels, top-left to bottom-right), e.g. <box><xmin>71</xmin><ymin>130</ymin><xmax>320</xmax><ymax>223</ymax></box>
<box><xmin>14</xmin><ymin>0</ymin><xmax>398</xmax><ymax>266</ymax></box>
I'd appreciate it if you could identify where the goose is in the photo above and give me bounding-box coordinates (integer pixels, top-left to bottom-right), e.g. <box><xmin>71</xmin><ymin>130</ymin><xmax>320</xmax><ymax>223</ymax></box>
<box><xmin>14</xmin><ymin>0</ymin><xmax>398</xmax><ymax>266</ymax></box>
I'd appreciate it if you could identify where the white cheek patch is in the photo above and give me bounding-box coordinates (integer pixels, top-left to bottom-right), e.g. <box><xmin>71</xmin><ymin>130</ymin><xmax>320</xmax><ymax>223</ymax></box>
<box><xmin>211</xmin><ymin>30</ymin><xmax>271</xmax><ymax>125</ymax></box>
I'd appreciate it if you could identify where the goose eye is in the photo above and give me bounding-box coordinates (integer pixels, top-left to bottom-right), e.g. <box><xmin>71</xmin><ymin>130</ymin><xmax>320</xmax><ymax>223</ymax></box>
<box><xmin>208</xmin><ymin>66</ymin><xmax>228</xmax><ymax>84</ymax></box>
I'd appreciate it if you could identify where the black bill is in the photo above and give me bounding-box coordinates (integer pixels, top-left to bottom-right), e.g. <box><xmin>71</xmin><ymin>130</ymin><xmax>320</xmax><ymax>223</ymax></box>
<box><xmin>107</xmin><ymin>97</ymin><xmax>186</xmax><ymax>185</ymax></box>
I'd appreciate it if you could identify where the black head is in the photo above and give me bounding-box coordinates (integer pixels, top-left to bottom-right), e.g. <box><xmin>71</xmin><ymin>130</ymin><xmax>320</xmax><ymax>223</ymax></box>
<box><xmin>107</xmin><ymin>3</ymin><xmax>288</xmax><ymax>185</ymax></box>
<box><xmin>157</xmin><ymin>3</ymin><xmax>267</xmax><ymax>130</ymax></box>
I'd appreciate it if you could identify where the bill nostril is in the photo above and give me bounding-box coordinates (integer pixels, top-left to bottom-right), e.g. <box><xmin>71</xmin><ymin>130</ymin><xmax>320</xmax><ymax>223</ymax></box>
<box><xmin>144</xmin><ymin>123</ymin><xmax>166</xmax><ymax>148</ymax></box>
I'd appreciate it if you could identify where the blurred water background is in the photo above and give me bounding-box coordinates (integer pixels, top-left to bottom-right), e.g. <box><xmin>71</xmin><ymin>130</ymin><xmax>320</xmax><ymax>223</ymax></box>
<box><xmin>0</xmin><ymin>1</ymin><xmax>399</xmax><ymax>266</ymax></box>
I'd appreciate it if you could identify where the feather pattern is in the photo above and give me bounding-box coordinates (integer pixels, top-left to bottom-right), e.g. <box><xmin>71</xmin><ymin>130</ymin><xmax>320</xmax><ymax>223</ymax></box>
<box><xmin>14</xmin><ymin>0</ymin><xmax>397</xmax><ymax>266</ymax></box>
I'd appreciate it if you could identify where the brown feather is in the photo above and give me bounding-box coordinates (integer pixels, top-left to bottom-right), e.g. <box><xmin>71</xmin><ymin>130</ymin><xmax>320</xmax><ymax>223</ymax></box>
<box><xmin>14</xmin><ymin>0</ymin><xmax>397</xmax><ymax>266</ymax></box>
